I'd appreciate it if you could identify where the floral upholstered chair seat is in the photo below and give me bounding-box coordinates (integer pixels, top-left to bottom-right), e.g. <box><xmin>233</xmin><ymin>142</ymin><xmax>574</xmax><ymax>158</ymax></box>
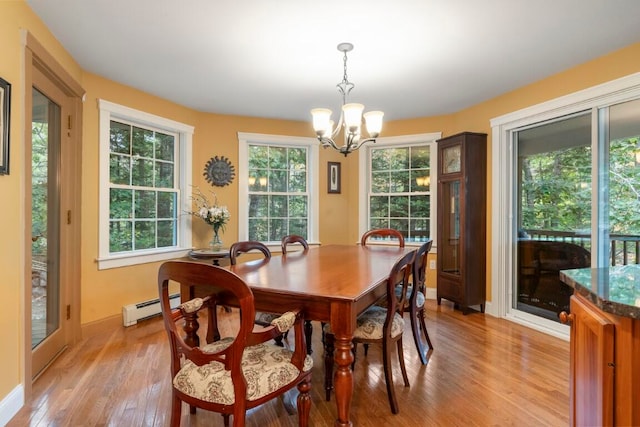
<box><xmin>323</xmin><ymin>306</ymin><xmax>404</xmax><ymax>340</ymax></box>
<box><xmin>174</xmin><ymin>338</ymin><xmax>313</xmax><ymax>405</ymax></box>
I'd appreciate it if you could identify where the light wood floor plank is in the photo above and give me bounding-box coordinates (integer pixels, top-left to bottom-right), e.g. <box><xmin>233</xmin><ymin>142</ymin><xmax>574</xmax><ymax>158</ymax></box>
<box><xmin>8</xmin><ymin>300</ymin><xmax>569</xmax><ymax>426</ymax></box>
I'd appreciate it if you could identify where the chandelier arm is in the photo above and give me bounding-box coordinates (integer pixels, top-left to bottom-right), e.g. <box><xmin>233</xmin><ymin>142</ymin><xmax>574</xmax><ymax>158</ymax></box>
<box><xmin>318</xmin><ymin>136</ymin><xmax>340</xmax><ymax>151</ymax></box>
<box><xmin>355</xmin><ymin>137</ymin><xmax>377</xmax><ymax>148</ymax></box>
<box><xmin>330</xmin><ymin>110</ymin><xmax>344</xmax><ymax>140</ymax></box>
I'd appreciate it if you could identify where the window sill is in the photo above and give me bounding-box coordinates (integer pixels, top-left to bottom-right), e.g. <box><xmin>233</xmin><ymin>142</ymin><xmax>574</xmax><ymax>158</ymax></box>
<box><xmin>97</xmin><ymin>247</ymin><xmax>191</xmax><ymax>270</ymax></box>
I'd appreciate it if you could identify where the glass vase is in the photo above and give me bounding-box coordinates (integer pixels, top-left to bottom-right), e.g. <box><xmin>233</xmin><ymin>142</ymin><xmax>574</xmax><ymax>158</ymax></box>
<box><xmin>210</xmin><ymin>225</ymin><xmax>223</xmax><ymax>251</ymax></box>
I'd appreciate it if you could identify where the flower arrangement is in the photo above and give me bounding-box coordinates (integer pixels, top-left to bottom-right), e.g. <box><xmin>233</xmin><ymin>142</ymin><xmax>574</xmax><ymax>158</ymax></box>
<box><xmin>188</xmin><ymin>187</ymin><xmax>230</xmax><ymax>232</ymax></box>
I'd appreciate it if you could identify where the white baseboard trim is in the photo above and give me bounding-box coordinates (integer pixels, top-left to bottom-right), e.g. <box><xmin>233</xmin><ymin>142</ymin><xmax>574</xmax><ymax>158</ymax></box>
<box><xmin>425</xmin><ymin>288</ymin><xmax>497</xmax><ymax>318</ymax></box>
<box><xmin>0</xmin><ymin>384</ymin><xmax>24</xmax><ymax>427</ymax></box>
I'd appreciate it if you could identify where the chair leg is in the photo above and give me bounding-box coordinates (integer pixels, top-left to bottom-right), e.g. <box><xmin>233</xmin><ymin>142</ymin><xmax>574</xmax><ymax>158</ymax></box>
<box><xmin>396</xmin><ymin>338</ymin><xmax>410</xmax><ymax>387</ymax></box>
<box><xmin>304</xmin><ymin>320</ymin><xmax>313</xmax><ymax>355</ymax></box>
<box><xmin>274</xmin><ymin>334</ymin><xmax>285</xmax><ymax>347</ymax></box>
<box><xmin>419</xmin><ymin>307</ymin><xmax>433</xmax><ymax>350</ymax></box>
<box><xmin>223</xmin><ymin>414</ymin><xmax>230</xmax><ymax>427</ymax></box>
<box><xmin>324</xmin><ymin>332</ymin><xmax>335</xmax><ymax>401</ymax></box>
<box><xmin>351</xmin><ymin>342</ymin><xmax>358</xmax><ymax>370</ymax></box>
<box><xmin>409</xmin><ymin>306</ymin><xmax>427</xmax><ymax>365</ymax></box>
<box><xmin>297</xmin><ymin>377</ymin><xmax>312</xmax><ymax>427</ymax></box>
<box><xmin>382</xmin><ymin>338</ymin><xmax>399</xmax><ymax>414</ymax></box>
<box><xmin>170</xmin><ymin>394</ymin><xmax>181</xmax><ymax>427</ymax></box>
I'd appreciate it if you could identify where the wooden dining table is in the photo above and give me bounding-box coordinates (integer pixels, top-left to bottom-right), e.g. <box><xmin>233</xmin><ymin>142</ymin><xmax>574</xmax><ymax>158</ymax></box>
<box><xmin>226</xmin><ymin>244</ymin><xmax>414</xmax><ymax>426</ymax></box>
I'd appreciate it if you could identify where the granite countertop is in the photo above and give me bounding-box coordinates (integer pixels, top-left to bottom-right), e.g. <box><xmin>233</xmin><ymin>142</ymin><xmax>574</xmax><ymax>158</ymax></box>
<box><xmin>560</xmin><ymin>265</ymin><xmax>640</xmax><ymax>319</ymax></box>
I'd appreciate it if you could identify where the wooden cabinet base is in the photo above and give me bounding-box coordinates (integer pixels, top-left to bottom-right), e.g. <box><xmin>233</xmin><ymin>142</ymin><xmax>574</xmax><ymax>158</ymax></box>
<box><xmin>568</xmin><ymin>293</ymin><xmax>640</xmax><ymax>426</ymax></box>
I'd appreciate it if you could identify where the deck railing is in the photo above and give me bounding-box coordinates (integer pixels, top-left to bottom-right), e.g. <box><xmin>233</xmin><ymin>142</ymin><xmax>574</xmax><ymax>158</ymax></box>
<box><xmin>524</xmin><ymin>229</ymin><xmax>640</xmax><ymax>266</ymax></box>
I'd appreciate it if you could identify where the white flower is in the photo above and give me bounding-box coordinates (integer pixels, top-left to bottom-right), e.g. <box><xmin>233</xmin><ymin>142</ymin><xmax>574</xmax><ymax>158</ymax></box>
<box><xmin>187</xmin><ymin>188</ymin><xmax>230</xmax><ymax>230</ymax></box>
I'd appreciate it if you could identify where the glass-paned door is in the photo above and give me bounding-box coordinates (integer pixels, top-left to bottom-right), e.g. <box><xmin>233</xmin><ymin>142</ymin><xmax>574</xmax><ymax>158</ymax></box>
<box><xmin>31</xmin><ymin>84</ymin><xmax>65</xmax><ymax>377</ymax></box>
<box><xmin>515</xmin><ymin>113</ymin><xmax>592</xmax><ymax>322</ymax></box>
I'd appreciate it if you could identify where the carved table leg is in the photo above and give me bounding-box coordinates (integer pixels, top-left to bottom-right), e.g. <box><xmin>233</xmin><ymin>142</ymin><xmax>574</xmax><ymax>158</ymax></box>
<box><xmin>333</xmin><ymin>334</ymin><xmax>354</xmax><ymax>427</ymax></box>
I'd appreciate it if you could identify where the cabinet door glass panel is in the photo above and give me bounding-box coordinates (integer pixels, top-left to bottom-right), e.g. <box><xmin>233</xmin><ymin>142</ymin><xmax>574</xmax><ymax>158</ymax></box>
<box><xmin>441</xmin><ymin>180</ymin><xmax>460</xmax><ymax>275</ymax></box>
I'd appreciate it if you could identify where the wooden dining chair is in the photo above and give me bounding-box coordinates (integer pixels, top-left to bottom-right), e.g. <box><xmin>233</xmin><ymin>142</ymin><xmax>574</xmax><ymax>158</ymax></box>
<box><xmin>281</xmin><ymin>235</ymin><xmax>314</xmax><ymax>355</ymax></box>
<box><xmin>158</xmin><ymin>261</ymin><xmax>312</xmax><ymax>427</ymax></box>
<box><xmin>360</xmin><ymin>228</ymin><xmax>405</xmax><ymax>247</ymax></box>
<box><xmin>229</xmin><ymin>241</ymin><xmax>287</xmax><ymax>346</ymax></box>
<box><xmin>281</xmin><ymin>234</ymin><xmax>309</xmax><ymax>253</ymax></box>
<box><xmin>323</xmin><ymin>249</ymin><xmax>416</xmax><ymax>414</ymax></box>
<box><xmin>229</xmin><ymin>240</ymin><xmax>272</xmax><ymax>262</ymax></box>
<box><xmin>409</xmin><ymin>239</ymin><xmax>434</xmax><ymax>364</ymax></box>
<box><xmin>359</xmin><ymin>228</ymin><xmax>405</xmax><ymax>356</ymax></box>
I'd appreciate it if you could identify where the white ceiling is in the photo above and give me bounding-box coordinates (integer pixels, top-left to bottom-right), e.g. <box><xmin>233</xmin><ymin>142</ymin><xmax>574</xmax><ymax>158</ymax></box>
<box><xmin>26</xmin><ymin>0</ymin><xmax>640</xmax><ymax>122</ymax></box>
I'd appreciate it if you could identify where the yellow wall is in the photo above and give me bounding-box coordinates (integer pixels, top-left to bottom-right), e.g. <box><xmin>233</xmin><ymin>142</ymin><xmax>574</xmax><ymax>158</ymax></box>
<box><xmin>3</xmin><ymin>0</ymin><xmax>640</xmax><ymax>414</ymax></box>
<box><xmin>0</xmin><ymin>0</ymin><xmax>25</xmax><ymax>404</ymax></box>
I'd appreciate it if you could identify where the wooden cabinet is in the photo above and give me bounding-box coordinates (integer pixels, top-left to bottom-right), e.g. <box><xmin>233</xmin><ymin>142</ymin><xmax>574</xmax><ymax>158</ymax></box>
<box><xmin>436</xmin><ymin>132</ymin><xmax>486</xmax><ymax>314</ymax></box>
<box><xmin>563</xmin><ymin>293</ymin><xmax>640</xmax><ymax>426</ymax></box>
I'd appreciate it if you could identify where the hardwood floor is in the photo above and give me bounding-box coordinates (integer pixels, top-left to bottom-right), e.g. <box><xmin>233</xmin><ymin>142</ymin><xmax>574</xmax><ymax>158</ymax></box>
<box><xmin>9</xmin><ymin>300</ymin><xmax>570</xmax><ymax>426</ymax></box>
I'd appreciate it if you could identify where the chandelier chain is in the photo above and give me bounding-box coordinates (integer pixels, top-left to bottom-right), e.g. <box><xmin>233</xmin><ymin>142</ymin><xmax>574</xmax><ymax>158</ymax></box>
<box><xmin>337</xmin><ymin>49</ymin><xmax>354</xmax><ymax>102</ymax></box>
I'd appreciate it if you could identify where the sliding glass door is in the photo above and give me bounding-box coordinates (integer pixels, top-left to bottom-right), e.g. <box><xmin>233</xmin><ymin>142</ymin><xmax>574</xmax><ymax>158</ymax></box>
<box><xmin>511</xmin><ymin>98</ymin><xmax>640</xmax><ymax>328</ymax></box>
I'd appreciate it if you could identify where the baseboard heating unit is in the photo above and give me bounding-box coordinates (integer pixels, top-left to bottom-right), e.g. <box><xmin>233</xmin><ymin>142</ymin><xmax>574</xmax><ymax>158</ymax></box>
<box><xmin>122</xmin><ymin>293</ymin><xmax>180</xmax><ymax>327</ymax></box>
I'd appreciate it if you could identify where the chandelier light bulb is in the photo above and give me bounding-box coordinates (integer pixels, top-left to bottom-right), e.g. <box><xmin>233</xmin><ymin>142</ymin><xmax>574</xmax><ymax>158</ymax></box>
<box><xmin>364</xmin><ymin>110</ymin><xmax>384</xmax><ymax>138</ymax></box>
<box><xmin>311</xmin><ymin>108</ymin><xmax>332</xmax><ymax>136</ymax></box>
<box><xmin>343</xmin><ymin>103</ymin><xmax>364</xmax><ymax>133</ymax></box>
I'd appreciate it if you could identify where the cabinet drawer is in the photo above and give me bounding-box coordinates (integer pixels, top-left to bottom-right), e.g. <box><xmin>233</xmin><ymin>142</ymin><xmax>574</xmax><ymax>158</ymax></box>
<box><xmin>438</xmin><ymin>277</ymin><xmax>462</xmax><ymax>299</ymax></box>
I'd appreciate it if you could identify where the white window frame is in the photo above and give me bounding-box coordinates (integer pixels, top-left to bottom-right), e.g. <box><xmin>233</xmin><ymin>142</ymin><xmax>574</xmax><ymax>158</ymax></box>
<box><xmin>358</xmin><ymin>133</ymin><xmax>441</xmax><ymax>247</ymax></box>
<box><xmin>237</xmin><ymin>132</ymin><xmax>320</xmax><ymax>251</ymax></box>
<box><xmin>490</xmin><ymin>72</ymin><xmax>640</xmax><ymax>337</ymax></box>
<box><xmin>97</xmin><ymin>99</ymin><xmax>194</xmax><ymax>269</ymax></box>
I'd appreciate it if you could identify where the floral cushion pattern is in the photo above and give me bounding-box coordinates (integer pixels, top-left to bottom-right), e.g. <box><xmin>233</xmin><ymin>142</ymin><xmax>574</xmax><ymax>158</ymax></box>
<box><xmin>179</xmin><ymin>297</ymin><xmax>203</xmax><ymax>314</ymax></box>
<box><xmin>173</xmin><ymin>338</ymin><xmax>313</xmax><ymax>405</ymax></box>
<box><xmin>323</xmin><ymin>306</ymin><xmax>404</xmax><ymax>340</ymax></box>
<box><xmin>354</xmin><ymin>306</ymin><xmax>404</xmax><ymax>339</ymax></box>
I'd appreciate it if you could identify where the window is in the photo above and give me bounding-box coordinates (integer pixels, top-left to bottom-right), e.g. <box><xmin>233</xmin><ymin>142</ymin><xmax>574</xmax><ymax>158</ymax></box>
<box><xmin>358</xmin><ymin>133</ymin><xmax>440</xmax><ymax>245</ymax></box>
<box><xmin>238</xmin><ymin>133</ymin><xmax>319</xmax><ymax>247</ymax></box>
<box><xmin>98</xmin><ymin>100</ymin><xmax>194</xmax><ymax>269</ymax></box>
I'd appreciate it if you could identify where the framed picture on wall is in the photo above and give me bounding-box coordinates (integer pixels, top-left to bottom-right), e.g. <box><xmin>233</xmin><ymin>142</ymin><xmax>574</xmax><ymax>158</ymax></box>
<box><xmin>328</xmin><ymin>161</ymin><xmax>341</xmax><ymax>194</ymax></box>
<box><xmin>0</xmin><ymin>77</ymin><xmax>11</xmax><ymax>175</ymax></box>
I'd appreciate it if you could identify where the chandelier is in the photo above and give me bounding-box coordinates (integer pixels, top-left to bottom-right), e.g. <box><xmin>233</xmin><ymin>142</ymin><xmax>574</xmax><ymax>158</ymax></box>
<box><xmin>311</xmin><ymin>43</ymin><xmax>384</xmax><ymax>156</ymax></box>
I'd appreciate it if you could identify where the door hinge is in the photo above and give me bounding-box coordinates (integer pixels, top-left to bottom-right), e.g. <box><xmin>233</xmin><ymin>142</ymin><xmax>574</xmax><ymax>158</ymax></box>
<box><xmin>67</xmin><ymin>115</ymin><xmax>72</xmax><ymax>130</ymax></box>
<box><xmin>67</xmin><ymin>210</ymin><xmax>71</xmax><ymax>225</ymax></box>
<box><xmin>66</xmin><ymin>305</ymin><xmax>71</xmax><ymax>320</ymax></box>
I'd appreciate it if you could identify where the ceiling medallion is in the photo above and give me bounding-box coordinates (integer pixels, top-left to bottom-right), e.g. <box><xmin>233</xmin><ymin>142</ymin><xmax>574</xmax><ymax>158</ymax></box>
<box><xmin>204</xmin><ymin>155</ymin><xmax>235</xmax><ymax>187</ymax></box>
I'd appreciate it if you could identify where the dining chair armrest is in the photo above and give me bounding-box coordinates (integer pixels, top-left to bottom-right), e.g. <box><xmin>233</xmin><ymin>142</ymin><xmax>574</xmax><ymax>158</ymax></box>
<box><xmin>270</xmin><ymin>310</ymin><xmax>299</xmax><ymax>333</ymax></box>
<box><xmin>179</xmin><ymin>297</ymin><xmax>204</xmax><ymax>314</ymax></box>
<box><xmin>246</xmin><ymin>309</ymin><xmax>308</xmax><ymax>367</ymax></box>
